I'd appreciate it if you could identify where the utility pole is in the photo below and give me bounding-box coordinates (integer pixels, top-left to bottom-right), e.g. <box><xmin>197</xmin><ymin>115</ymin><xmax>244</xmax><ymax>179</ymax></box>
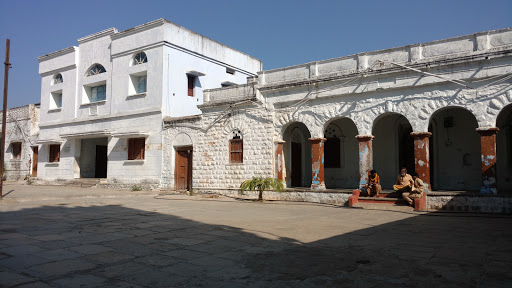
<box><xmin>0</xmin><ymin>39</ymin><xmax>11</xmax><ymax>199</ymax></box>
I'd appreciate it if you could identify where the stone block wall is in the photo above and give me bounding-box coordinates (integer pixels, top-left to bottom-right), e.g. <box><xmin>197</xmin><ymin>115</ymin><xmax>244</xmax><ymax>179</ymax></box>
<box><xmin>1</xmin><ymin>105</ymin><xmax>39</xmax><ymax>181</ymax></box>
<box><xmin>163</xmin><ymin>106</ymin><xmax>275</xmax><ymax>189</ymax></box>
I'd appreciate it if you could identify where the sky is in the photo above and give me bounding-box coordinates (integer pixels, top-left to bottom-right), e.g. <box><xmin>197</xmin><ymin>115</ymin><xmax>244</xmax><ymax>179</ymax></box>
<box><xmin>0</xmin><ymin>0</ymin><xmax>511</xmax><ymax>108</ymax></box>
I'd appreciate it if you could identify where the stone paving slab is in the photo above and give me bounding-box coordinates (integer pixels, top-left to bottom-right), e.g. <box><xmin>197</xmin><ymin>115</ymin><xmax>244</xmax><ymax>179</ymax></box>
<box><xmin>1</xmin><ymin>184</ymin><xmax>512</xmax><ymax>287</ymax></box>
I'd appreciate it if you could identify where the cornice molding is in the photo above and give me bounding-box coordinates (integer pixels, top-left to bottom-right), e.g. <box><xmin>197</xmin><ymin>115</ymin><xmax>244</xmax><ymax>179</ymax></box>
<box><xmin>111</xmin><ymin>18</ymin><xmax>166</xmax><ymax>40</ymax></box>
<box><xmin>38</xmin><ymin>47</ymin><xmax>77</xmax><ymax>62</ymax></box>
<box><xmin>40</xmin><ymin>64</ymin><xmax>77</xmax><ymax>77</ymax></box>
<box><xmin>111</xmin><ymin>41</ymin><xmax>164</xmax><ymax>58</ymax></box>
<box><xmin>39</xmin><ymin>107</ymin><xmax>162</xmax><ymax>128</ymax></box>
<box><xmin>78</xmin><ymin>28</ymin><xmax>118</xmax><ymax>44</ymax></box>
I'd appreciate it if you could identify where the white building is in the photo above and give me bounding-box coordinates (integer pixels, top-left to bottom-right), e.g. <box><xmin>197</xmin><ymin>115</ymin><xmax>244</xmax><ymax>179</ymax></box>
<box><xmin>1</xmin><ymin>104</ymin><xmax>40</xmax><ymax>181</ymax></box>
<box><xmin>36</xmin><ymin>19</ymin><xmax>261</xmax><ymax>187</ymax></box>
<box><xmin>164</xmin><ymin>27</ymin><xmax>512</xmax><ymax>205</ymax></box>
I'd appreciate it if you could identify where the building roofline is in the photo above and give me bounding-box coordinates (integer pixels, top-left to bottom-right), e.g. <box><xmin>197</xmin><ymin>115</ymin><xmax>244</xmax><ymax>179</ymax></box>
<box><xmin>112</xmin><ymin>18</ymin><xmax>261</xmax><ymax>64</ymax></box>
<box><xmin>38</xmin><ymin>46</ymin><xmax>77</xmax><ymax>62</ymax></box>
<box><xmin>110</xmin><ymin>18</ymin><xmax>167</xmax><ymax>40</ymax></box>
<box><xmin>77</xmin><ymin>27</ymin><xmax>118</xmax><ymax>44</ymax></box>
<box><xmin>163</xmin><ymin>19</ymin><xmax>262</xmax><ymax>64</ymax></box>
<box><xmin>260</xmin><ymin>27</ymin><xmax>512</xmax><ymax>74</ymax></box>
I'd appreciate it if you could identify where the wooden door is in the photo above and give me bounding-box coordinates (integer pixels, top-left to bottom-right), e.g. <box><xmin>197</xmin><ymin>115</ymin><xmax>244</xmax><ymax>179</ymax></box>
<box><xmin>95</xmin><ymin>145</ymin><xmax>108</xmax><ymax>178</ymax></box>
<box><xmin>175</xmin><ymin>146</ymin><xmax>193</xmax><ymax>191</ymax></box>
<box><xmin>291</xmin><ymin>142</ymin><xmax>302</xmax><ymax>187</ymax></box>
<box><xmin>31</xmin><ymin>146</ymin><xmax>38</xmax><ymax>177</ymax></box>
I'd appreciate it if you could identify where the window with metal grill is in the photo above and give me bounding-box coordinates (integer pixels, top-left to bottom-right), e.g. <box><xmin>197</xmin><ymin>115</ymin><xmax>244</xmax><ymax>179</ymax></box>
<box><xmin>324</xmin><ymin>137</ymin><xmax>341</xmax><ymax>168</ymax></box>
<box><xmin>187</xmin><ymin>75</ymin><xmax>195</xmax><ymax>97</ymax></box>
<box><xmin>128</xmin><ymin>138</ymin><xmax>145</xmax><ymax>160</ymax></box>
<box><xmin>49</xmin><ymin>144</ymin><xmax>60</xmax><ymax>163</ymax></box>
<box><xmin>229</xmin><ymin>139</ymin><xmax>243</xmax><ymax>163</ymax></box>
<box><xmin>12</xmin><ymin>142</ymin><xmax>22</xmax><ymax>160</ymax></box>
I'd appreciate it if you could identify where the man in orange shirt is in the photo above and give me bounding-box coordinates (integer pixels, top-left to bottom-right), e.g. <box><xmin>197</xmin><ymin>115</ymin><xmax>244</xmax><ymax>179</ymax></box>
<box><xmin>364</xmin><ymin>169</ymin><xmax>382</xmax><ymax>197</ymax></box>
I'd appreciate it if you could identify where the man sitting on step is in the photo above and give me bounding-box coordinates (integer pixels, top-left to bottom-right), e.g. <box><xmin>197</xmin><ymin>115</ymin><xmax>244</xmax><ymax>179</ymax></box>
<box><xmin>364</xmin><ymin>170</ymin><xmax>382</xmax><ymax>197</ymax></box>
<box><xmin>393</xmin><ymin>167</ymin><xmax>414</xmax><ymax>194</ymax></box>
<box><xmin>402</xmin><ymin>172</ymin><xmax>425</xmax><ymax>206</ymax></box>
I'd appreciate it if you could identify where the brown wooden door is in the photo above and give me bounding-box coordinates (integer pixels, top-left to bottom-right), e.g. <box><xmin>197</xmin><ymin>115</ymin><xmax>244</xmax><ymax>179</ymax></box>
<box><xmin>31</xmin><ymin>146</ymin><xmax>38</xmax><ymax>177</ymax></box>
<box><xmin>291</xmin><ymin>142</ymin><xmax>302</xmax><ymax>187</ymax></box>
<box><xmin>175</xmin><ymin>146</ymin><xmax>193</xmax><ymax>191</ymax></box>
<box><xmin>95</xmin><ymin>145</ymin><xmax>108</xmax><ymax>178</ymax></box>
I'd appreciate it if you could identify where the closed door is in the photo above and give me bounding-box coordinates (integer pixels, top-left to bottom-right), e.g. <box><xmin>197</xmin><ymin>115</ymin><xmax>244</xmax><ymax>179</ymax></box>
<box><xmin>95</xmin><ymin>145</ymin><xmax>108</xmax><ymax>178</ymax></box>
<box><xmin>291</xmin><ymin>142</ymin><xmax>302</xmax><ymax>187</ymax></box>
<box><xmin>175</xmin><ymin>146</ymin><xmax>193</xmax><ymax>191</ymax></box>
<box><xmin>31</xmin><ymin>146</ymin><xmax>38</xmax><ymax>177</ymax></box>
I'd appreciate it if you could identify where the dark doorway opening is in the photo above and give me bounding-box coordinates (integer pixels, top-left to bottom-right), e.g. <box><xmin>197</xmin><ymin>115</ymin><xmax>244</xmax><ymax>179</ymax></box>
<box><xmin>95</xmin><ymin>145</ymin><xmax>107</xmax><ymax>178</ymax></box>
<box><xmin>291</xmin><ymin>142</ymin><xmax>302</xmax><ymax>187</ymax></box>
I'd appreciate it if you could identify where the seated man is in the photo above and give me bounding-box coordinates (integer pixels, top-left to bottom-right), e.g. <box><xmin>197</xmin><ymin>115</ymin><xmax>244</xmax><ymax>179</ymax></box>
<box><xmin>393</xmin><ymin>167</ymin><xmax>414</xmax><ymax>193</ymax></box>
<box><xmin>402</xmin><ymin>172</ymin><xmax>425</xmax><ymax>206</ymax></box>
<box><xmin>364</xmin><ymin>170</ymin><xmax>382</xmax><ymax>197</ymax></box>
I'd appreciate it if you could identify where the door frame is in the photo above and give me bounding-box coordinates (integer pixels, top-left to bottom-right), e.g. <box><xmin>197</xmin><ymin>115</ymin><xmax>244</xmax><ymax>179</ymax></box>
<box><xmin>31</xmin><ymin>146</ymin><xmax>38</xmax><ymax>177</ymax></box>
<box><xmin>175</xmin><ymin>146</ymin><xmax>193</xmax><ymax>191</ymax></box>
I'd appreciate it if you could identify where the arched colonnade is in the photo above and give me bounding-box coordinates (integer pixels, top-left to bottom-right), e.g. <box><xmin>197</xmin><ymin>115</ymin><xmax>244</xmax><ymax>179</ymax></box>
<box><xmin>274</xmin><ymin>104</ymin><xmax>512</xmax><ymax>194</ymax></box>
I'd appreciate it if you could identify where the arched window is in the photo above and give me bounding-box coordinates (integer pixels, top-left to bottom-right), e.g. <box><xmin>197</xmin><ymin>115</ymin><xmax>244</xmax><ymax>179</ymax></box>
<box><xmin>133</xmin><ymin>52</ymin><xmax>147</xmax><ymax>65</ymax></box>
<box><xmin>229</xmin><ymin>130</ymin><xmax>243</xmax><ymax>163</ymax></box>
<box><xmin>86</xmin><ymin>64</ymin><xmax>106</xmax><ymax>77</ymax></box>
<box><xmin>53</xmin><ymin>73</ymin><xmax>63</xmax><ymax>84</ymax></box>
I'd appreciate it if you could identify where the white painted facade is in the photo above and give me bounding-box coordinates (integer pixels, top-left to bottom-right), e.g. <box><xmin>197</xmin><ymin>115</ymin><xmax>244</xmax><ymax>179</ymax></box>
<box><xmin>165</xmin><ymin>28</ymin><xmax>512</xmax><ymax>194</ymax></box>
<box><xmin>36</xmin><ymin>19</ymin><xmax>261</xmax><ymax>185</ymax></box>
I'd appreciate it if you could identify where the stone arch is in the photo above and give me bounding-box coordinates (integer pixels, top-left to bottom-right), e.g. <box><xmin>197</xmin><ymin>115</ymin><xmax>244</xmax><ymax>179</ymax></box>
<box><xmin>174</xmin><ymin>133</ymin><xmax>193</xmax><ymax>147</ymax></box>
<box><xmin>418</xmin><ymin>100</ymin><xmax>483</xmax><ymax>131</ymax></box>
<box><xmin>488</xmin><ymin>90</ymin><xmax>512</xmax><ymax>127</ymax></box>
<box><xmin>323</xmin><ymin>116</ymin><xmax>360</xmax><ymax>135</ymax></box>
<box><xmin>276</xmin><ymin>111</ymin><xmax>319</xmax><ymax>139</ymax></box>
<box><xmin>427</xmin><ymin>105</ymin><xmax>479</xmax><ymax>130</ymax></box>
<box><xmin>223</xmin><ymin>112</ymin><xmax>249</xmax><ymax>138</ymax></box>
<box><xmin>352</xmin><ymin>99</ymin><xmax>414</xmax><ymax>135</ymax></box>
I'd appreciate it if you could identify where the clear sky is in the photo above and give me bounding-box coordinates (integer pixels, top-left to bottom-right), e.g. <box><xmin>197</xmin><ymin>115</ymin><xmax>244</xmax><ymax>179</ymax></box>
<box><xmin>0</xmin><ymin>0</ymin><xmax>511</xmax><ymax>108</ymax></box>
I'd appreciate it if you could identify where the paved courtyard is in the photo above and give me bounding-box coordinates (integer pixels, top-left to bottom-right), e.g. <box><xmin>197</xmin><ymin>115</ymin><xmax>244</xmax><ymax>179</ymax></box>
<box><xmin>1</xmin><ymin>184</ymin><xmax>512</xmax><ymax>288</ymax></box>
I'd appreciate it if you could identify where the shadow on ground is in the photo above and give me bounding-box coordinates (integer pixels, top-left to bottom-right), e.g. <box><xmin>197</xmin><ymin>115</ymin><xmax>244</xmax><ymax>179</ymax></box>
<box><xmin>1</xmin><ymin>202</ymin><xmax>512</xmax><ymax>287</ymax></box>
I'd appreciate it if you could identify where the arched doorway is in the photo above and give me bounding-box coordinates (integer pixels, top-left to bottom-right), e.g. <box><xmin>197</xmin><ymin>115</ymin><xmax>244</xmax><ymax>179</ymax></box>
<box><xmin>373</xmin><ymin>113</ymin><xmax>414</xmax><ymax>189</ymax></box>
<box><xmin>429</xmin><ymin>107</ymin><xmax>480</xmax><ymax>191</ymax></box>
<box><xmin>283</xmin><ymin>122</ymin><xmax>312</xmax><ymax>188</ymax></box>
<box><xmin>497</xmin><ymin>104</ymin><xmax>512</xmax><ymax>194</ymax></box>
<box><xmin>323</xmin><ymin>118</ymin><xmax>359</xmax><ymax>189</ymax></box>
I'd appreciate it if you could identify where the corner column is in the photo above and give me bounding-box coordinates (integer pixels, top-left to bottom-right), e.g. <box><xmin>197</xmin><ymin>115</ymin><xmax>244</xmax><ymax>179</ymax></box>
<box><xmin>275</xmin><ymin>140</ymin><xmax>285</xmax><ymax>182</ymax></box>
<box><xmin>410</xmin><ymin>132</ymin><xmax>432</xmax><ymax>188</ymax></box>
<box><xmin>355</xmin><ymin>135</ymin><xmax>374</xmax><ymax>189</ymax></box>
<box><xmin>309</xmin><ymin>138</ymin><xmax>326</xmax><ymax>190</ymax></box>
<box><xmin>476</xmin><ymin>128</ymin><xmax>499</xmax><ymax>194</ymax></box>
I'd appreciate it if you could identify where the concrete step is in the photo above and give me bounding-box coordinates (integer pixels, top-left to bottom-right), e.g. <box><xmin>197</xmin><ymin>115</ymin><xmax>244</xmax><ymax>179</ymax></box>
<box><xmin>68</xmin><ymin>179</ymin><xmax>102</xmax><ymax>188</ymax></box>
<box><xmin>358</xmin><ymin>196</ymin><xmax>409</xmax><ymax>205</ymax></box>
<box><xmin>352</xmin><ymin>202</ymin><xmax>415</xmax><ymax>212</ymax></box>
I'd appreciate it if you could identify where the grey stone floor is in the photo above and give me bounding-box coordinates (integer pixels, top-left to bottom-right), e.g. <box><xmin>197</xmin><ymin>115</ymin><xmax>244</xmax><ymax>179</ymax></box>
<box><xmin>1</xmin><ymin>183</ymin><xmax>512</xmax><ymax>287</ymax></box>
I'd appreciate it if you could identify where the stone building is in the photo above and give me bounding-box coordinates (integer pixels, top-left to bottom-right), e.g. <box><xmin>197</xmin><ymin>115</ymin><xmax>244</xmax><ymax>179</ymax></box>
<box><xmin>164</xmin><ymin>28</ymin><xmax>512</xmax><ymax>197</ymax></box>
<box><xmin>1</xmin><ymin>104</ymin><xmax>40</xmax><ymax>180</ymax></box>
<box><xmin>36</xmin><ymin>19</ymin><xmax>261</xmax><ymax>187</ymax></box>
